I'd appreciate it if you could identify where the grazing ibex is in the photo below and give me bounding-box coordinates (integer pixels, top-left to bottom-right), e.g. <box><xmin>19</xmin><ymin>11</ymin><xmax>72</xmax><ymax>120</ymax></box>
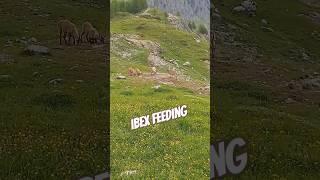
<box><xmin>81</xmin><ymin>21</ymin><xmax>105</xmax><ymax>44</ymax></box>
<box><xmin>57</xmin><ymin>19</ymin><xmax>79</xmax><ymax>45</ymax></box>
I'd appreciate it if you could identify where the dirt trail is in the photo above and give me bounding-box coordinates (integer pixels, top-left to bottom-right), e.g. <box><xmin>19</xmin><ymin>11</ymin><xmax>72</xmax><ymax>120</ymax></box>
<box><xmin>112</xmin><ymin>33</ymin><xmax>210</xmax><ymax>95</ymax></box>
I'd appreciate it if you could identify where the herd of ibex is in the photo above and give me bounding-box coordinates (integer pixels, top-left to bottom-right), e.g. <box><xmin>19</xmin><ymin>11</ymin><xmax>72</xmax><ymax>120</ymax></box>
<box><xmin>57</xmin><ymin>19</ymin><xmax>105</xmax><ymax>45</ymax></box>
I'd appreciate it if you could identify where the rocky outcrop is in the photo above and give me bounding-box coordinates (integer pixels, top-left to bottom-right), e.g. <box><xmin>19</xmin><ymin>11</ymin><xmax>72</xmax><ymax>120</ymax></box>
<box><xmin>233</xmin><ymin>0</ymin><xmax>257</xmax><ymax>15</ymax></box>
<box><xmin>147</xmin><ymin>0</ymin><xmax>210</xmax><ymax>28</ymax></box>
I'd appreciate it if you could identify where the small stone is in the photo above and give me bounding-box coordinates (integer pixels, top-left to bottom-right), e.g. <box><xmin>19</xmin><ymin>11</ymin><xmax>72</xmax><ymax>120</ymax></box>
<box><xmin>233</xmin><ymin>6</ymin><xmax>246</xmax><ymax>12</ymax></box>
<box><xmin>152</xmin><ymin>85</ymin><xmax>161</xmax><ymax>89</ymax></box>
<box><xmin>116</xmin><ymin>75</ymin><xmax>126</xmax><ymax>80</ymax></box>
<box><xmin>183</xmin><ymin>61</ymin><xmax>191</xmax><ymax>66</ymax></box>
<box><xmin>76</xmin><ymin>80</ymin><xmax>84</xmax><ymax>83</ymax></box>
<box><xmin>49</xmin><ymin>78</ymin><xmax>63</xmax><ymax>85</ymax></box>
<box><xmin>241</xmin><ymin>0</ymin><xmax>257</xmax><ymax>12</ymax></box>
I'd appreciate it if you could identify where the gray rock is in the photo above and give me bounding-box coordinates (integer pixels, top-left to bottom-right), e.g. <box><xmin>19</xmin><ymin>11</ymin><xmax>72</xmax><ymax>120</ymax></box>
<box><xmin>147</xmin><ymin>0</ymin><xmax>210</xmax><ymax>28</ymax></box>
<box><xmin>24</xmin><ymin>45</ymin><xmax>50</xmax><ymax>55</ymax></box>
<box><xmin>302</xmin><ymin>78</ymin><xmax>320</xmax><ymax>89</ymax></box>
<box><xmin>233</xmin><ymin>6</ymin><xmax>246</xmax><ymax>12</ymax></box>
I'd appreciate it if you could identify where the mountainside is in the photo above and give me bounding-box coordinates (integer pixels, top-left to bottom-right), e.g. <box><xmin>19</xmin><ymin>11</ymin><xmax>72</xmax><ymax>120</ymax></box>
<box><xmin>147</xmin><ymin>0</ymin><xmax>210</xmax><ymax>27</ymax></box>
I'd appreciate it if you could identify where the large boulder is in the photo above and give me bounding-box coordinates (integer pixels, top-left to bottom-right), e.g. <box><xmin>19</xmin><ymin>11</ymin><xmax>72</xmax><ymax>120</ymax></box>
<box><xmin>24</xmin><ymin>45</ymin><xmax>50</xmax><ymax>55</ymax></box>
<box><xmin>241</xmin><ymin>0</ymin><xmax>257</xmax><ymax>12</ymax></box>
<box><xmin>233</xmin><ymin>0</ymin><xmax>257</xmax><ymax>15</ymax></box>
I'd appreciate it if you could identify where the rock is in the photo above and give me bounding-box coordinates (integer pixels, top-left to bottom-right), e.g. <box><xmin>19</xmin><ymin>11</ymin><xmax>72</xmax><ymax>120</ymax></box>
<box><xmin>302</xmin><ymin>52</ymin><xmax>310</xmax><ymax>61</ymax></box>
<box><xmin>24</xmin><ymin>45</ymin><xmax>50</xmax><ymax>55</ymax></box>
<box><xmin>233</xmin><ymin>0</ymin><xmax>257</xmax><ymax>15</ymax></box>
<box><xmin>152</xmin><ymin>85</ymin><xmax>161</xmax><ymax>89</ymax></box>
<box><xmin>261</xmin><ymin>27</ymin><xmax>274</xmax><ymax>32</ymax></box>
<box><xmin>233</xmin><ymin>6</ymin><xmax>246</xmax><ymax>12</ymax></box>
<box><xmin>28</xmin><ymin>37</ymin><xmax>37</xmax><ymax>43</ymax></box>
<box><xmin>261</xmin><ymin>19</ymin><xmax>268</xmax><ymax>25</ymax></box>
<box><xmin>49</xmin><ymin>78</ymin><xmax>63</xmax><ymax>85</ymax></box>
<box><xmin>241</xmin><ymin>0</ymin><xmax>257</xmax><ymax>12</ymax></box>
<box><xmin>285</xmin><ymin>98</ymin><xmax>296</xmax><ymax>104</ymax></box>
<box><xmin>116</xmin><ymin>75</ymin><xmax>126</xmax><ymax>80</ymax></box>
<box><xmin>302</xmin><ymin>78</ymin><xmax>320</xmax><ymax>89</ymax></box>
<box><xmin>183</xmin><ymin>61</ymin><xmax>191</xmax><ymax>66</ymax></box>
<box><xmin>120</xmin><ymin>170</ymin><xmax>137</xmax><ymax>176</ymax></box>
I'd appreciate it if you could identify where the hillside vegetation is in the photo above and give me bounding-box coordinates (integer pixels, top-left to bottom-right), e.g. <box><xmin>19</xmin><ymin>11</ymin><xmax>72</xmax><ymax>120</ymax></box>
<box><xmin>212</xmin><ymin>0</ymin><xmax>320</xmax><ymax>178</ymax></box>
<box><xmin>110</xmin><ymin>8</ymin><xmax>210</xmax><ymax>179</ymax></box>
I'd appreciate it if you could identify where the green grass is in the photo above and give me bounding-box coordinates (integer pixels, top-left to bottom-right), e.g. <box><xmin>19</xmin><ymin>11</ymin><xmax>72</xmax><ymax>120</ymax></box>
<box><xmin>216</xmin><ymin>0</ymin><xmax>320</xmax><ymax>69</ymax></box>
<box><xmin>111</xmin><ymin>80</ymin><xmax>210</xmax><ymax>179</ymax></box>
<box><xmin>0</xmin><ymin>0</ymin><xmax>108</xmax><ymax>179</ymax></box>
<box><xmin>111</xmin><ymin>14</ymin><xmax>210</xmax><ymax>82</ymax></box>
<box><xmin>110</xmin><ymin>12</ymin><xmax>210</xmax><ymax>179</ymax></box>
<box><xmin>213</xmin><ymin>86</ymin><xmax>320</xmax><ymax>179</ymax></box>
<box><xmin>213</xmin><ymin>0</ymin><xmax>320</xmax><ymax>178</ymax></box>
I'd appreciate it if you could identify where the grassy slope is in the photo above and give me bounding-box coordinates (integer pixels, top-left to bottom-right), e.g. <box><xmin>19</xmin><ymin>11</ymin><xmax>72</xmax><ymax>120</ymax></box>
<box><xmin>0</xmin><ymin>0</ymin><xmax>108</xmax><ymax>179</ymax></box>
<box><xmin>213</xmin><ymin>0</ymin><xmax>320</xmax><ymax>179</ymax></box>
<box><xmin>110</xmin><ymin>13</ymin><xmax>210</xmax><ymax>179</ymax></box>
